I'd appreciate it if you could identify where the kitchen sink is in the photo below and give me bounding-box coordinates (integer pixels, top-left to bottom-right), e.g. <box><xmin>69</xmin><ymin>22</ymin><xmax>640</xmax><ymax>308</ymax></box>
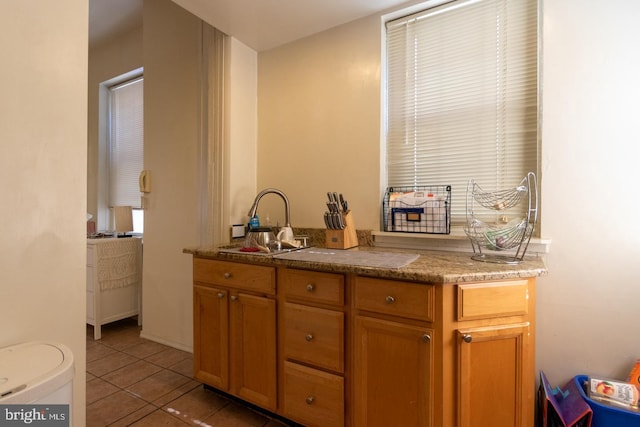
<box><xmin>273</xmin><ymin>247</ymin><xmax>419</xmax><ymax>269</ymax></box>
<box><xmin>217</xmin><ymin>246</ymin><xmax>419</xmax><ymax>269</ymax></box>
<box><xmin>216</xmin><ymin>246</ymin><xmax>308</xmax><ymax>257</ymax></box>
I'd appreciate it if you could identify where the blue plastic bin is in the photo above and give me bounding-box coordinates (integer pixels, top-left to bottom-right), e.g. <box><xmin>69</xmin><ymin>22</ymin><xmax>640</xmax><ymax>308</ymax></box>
<box><xmin>574</xmin><ymin>375</ymin><xmax>640</xmax><ymax>426</ymax></box>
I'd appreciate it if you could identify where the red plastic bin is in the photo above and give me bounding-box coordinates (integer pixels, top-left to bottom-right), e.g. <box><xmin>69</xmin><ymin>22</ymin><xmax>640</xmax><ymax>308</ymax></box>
<box><xmin>574</xmin><ymin>375</ymin><xmax>640</xmax><ymax>427</ymax></box>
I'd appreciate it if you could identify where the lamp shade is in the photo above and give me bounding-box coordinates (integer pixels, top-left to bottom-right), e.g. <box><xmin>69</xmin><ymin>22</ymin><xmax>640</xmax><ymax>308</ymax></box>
<box><xmin>114</xmin><ymin>206</ymin><xmax>133</xmax><ymax>233</ymax></box>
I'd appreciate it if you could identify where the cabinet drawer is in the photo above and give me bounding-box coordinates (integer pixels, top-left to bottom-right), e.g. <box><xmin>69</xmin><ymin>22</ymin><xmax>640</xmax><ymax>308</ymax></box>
<box><xmin>283</xmin><ymin>303</ymin><xmax>344</xmax><ymax>373</ymax></box>
<box><xmin>279</xmin><ymin>269</ymin><xmax>344</xmax><ymax>306</ymax></box>
<box><xmin>457</xmin><ymin>280</ymin><xmax>529</xmax><ymax>321</ymax></box>
<box><xmin>283</xmin><ymin>361</ymin><xmax>344</xmax><ymax>427</ymax></box>
<box><xmin>354</xmin><ymin>277</ymin><xmax>434</xmax><ymax>321</ymax></box>
<box><xmin>193</xmin><ymin>258</ymin><xmax>275</xmax><ymax>295</ymax></box>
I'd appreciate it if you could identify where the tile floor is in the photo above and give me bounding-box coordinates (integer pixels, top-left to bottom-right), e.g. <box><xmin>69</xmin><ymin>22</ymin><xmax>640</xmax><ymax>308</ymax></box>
<box><xmin>86</xmin><ymin>318</ymin><xmax>291</xmax><ymax>426</ymax></box>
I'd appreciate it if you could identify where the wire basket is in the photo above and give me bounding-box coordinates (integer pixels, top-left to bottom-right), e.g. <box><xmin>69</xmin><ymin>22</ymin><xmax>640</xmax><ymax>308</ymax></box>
<box><xmin>465</xmin><ymin>172</ymin><xmax>538</xmax><ymax>264</ymax></box>
<box><xmin>464</xmin><ymin>218</ymin><xmax>533</xmax><ymax>251</ymax></box>
<box><xmin>383</xmin><ymin>185</ymin><xmax>451</xmax><ymax>234</ymax></box>
<box><xmin>468</xmin><ymin>179</ymin><xmax>528</xmax><ymax>211</ymax></box>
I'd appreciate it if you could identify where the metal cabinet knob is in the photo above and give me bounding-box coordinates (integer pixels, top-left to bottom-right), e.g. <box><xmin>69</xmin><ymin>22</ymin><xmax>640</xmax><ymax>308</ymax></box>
<box><xmin>385</xmin><ymin>295</ymin><xmax>395</xmax><ymax>304</ymax></box>
<box><xmin>462</xmin><ymin>334</ymin><xmax>472</xmax><ymax>343</ymax></box>
<box><xmin>422</xmin><ymin>334</ymin><xmax>431</xmax><ymax>342</ymax></box>
<box><xmin>305</xmin><ymin>334</ymin><xmax>314</xmax><ymax>342</ymax></box>
<box><xmin>217</xmin><ymin>292</ymin><xmax>225</xmax><ymax>299</ymax></box>
<box><xmin>223</xmin><ymin>272</ymin><xmax>231</xmax><ymax>279</ymax></box>
<box><xmin>306</xmin><ymin>283</ymin><xmax>315</xmax><ymax>292</ymax></box>
<box><xmin>230</xmin><ymin>295</ymin><xmax>238</xmax><ymax>302</ymax></box>
<box><xmin>306</xmin><ymin>396</ymin><xmax>314</xmax><ymax>405</ymax></box>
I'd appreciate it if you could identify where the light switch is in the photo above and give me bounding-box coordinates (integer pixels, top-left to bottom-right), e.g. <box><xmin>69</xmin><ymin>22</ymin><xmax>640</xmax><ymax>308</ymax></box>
<box><xmin>231</xmin><ymin>224</ymin><xmax>245</xmax><ymax>239</ymax></box>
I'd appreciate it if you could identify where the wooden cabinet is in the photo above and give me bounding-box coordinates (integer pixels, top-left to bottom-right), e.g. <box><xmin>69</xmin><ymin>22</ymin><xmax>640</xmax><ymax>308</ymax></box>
<box><xmin>279</xmin><ymin>268</ymin><xmax>345</xmax><ymax>427</ymax></box>
<box><xmin>353</xmin><ymin>277</ymin><xmax>434</xmax><ymax>427</ymax></box>
<box><xmin>456</xmin><ymin>323</ymin><xmax>530</xmax><ymax>427</ymax></box>
<box><xmin>191</xmin><ymin>256</ymin><xmax>537</xmax><ymax>427</ymax></box>
<box><xmin>353</xmin><ymin>276</ymin><xmax>534</xmax><ymax>427</ymax></box>
<box><xmin>454</xmin><ymin>280</ymin><xmax>534</xmax><ymax>427</ymax></box>
<box><xmin>193</xmin><ymin>284</ymin><xmax>228</xmax><ymax>389</ymax></box>
<box><xmin>193</xmin><ymin>259</ymin><xmax>277</xmax><ymax>411</ymax></box>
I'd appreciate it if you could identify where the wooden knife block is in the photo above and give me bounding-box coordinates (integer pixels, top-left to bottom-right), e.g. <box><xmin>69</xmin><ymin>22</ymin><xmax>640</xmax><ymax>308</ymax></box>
<box><xmin>325</xmin><ymin>211</ymin><xmax>358</xmax><ymax>249</ymax></box>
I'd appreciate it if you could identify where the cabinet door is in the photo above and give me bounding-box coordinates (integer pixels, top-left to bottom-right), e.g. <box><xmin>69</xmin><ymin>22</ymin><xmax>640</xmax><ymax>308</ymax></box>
<box><xmin>354</xmin><ymin>316</ymin><xmax>433</xmax><ymax>427</ymax></box>
<box><xmin>193</xmin><ymin>285</ymin><xmax>229</xmax><ymax>390</ymax></box>
<box><xmin>457</xmin><ymin>323</ymin><xmax>531</xmax><ymax>427</ymax></box>
<box><xmin>230</xmin><ymin>292</ymin><xmax>277</xmax><ymax>411</ymax></box>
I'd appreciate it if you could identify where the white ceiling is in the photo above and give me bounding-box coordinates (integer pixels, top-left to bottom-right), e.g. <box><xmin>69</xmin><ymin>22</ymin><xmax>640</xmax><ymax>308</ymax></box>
<box><xmin>90</xmin><ymin>0</ymin><xmax>413</xmax><ymax>52</ymax></box>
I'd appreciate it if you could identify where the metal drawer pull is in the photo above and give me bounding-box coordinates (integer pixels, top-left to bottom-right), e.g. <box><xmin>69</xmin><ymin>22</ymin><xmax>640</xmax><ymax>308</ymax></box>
<box><xmin>306</xmin><ymin>283</ymin><xmax>315</xmax><ymax>292</ymax></box>
<box><xmin>306</xmin><ymin>396</ymin><xmax>315</xmax><ymax>405</ymax></box>
<box><xmin>422</xmin><ymin>334</ymin><xmax>431</xmax><ymax>342</ymax></box>
<box><xmin>223</xmin><ymin>272</ymin><xmax>231</xmax><ymax>279</ymax></box>
<box><xmin>385</xmin><ymin>295</ymin><xmax>395</xmax><ymax>304</ymax></box>
<box><xmin>230</xmin><ymin>295</ymin><xmax>238</xmax><ymax>302</ymax></box>
<box><xmin>462</xmin><ymin>334</ymin><xmax>472</xmax><ymax>343</ymax></box>
<box><xmin>305</xmin><ymin>334</ymin><xmax>314</xmax><ymax>342</ymax></box>
<box><xmin>217</xmin><ymin>292</ymin><xmax>225</xmax><ymax>299</ymax></box>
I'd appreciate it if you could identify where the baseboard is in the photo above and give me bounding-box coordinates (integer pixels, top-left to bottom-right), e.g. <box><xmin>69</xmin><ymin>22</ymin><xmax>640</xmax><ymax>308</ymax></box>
<box><xmin>139</xmin><ymin>329</ymin><xmax>193</xmax><ymax>353</ymax></box>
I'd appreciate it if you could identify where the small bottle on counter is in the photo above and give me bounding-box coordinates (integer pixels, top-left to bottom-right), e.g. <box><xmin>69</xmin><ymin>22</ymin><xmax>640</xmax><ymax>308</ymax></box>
<box><xmin>249</xmin><ymin>215</ymin><xmax>260</xmax><ymax>230</ymax></box>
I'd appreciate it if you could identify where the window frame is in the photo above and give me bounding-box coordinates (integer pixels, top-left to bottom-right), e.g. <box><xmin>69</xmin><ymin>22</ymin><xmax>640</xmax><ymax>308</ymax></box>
<box><xmin>381</xmin><ymin>0</ymin><xmax>541</xmax><ymax>232</ymax></box>
<box><xmin>97</xmin><ymin>68</ymin><xmax>144</xmax><ymax>234</ymax></box>
<box><xmin>108</xmin><ymin>76</ymin><xmax>144</xmax><ymax>208</ymax></box>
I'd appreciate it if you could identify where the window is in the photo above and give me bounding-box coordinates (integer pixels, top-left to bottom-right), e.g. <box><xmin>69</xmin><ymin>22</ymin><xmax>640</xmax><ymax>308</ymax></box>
<box><xmin>108</xmin><ymin>76</ymin><xmax>144</xmax><ymax>233</ymax></box>
<box><xmin>385</xmin><ymin>0</ymin><xmax>538</xmax><ymax>224</ymax></box>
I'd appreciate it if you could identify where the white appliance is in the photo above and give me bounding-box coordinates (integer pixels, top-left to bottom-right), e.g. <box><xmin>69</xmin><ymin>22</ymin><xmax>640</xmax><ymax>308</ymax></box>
<box><xmin>0</xmin><ymin>341</ymin><xmax>74</xmax><ymax>414</ymax></box>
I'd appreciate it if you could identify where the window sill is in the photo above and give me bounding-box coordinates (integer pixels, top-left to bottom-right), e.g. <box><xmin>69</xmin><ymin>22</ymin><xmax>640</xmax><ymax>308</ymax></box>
<box><xmin>372</xmin><ymin>228</ymin><xmax>551</xmax><ymax>257</ymax></box>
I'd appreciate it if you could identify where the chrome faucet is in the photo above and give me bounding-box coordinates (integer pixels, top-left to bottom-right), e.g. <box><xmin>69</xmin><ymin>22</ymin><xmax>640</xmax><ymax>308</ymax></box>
<box><xmin>247</xmin><ymin>188</ymin><xmax>291</xmax><ymax>227</ymax></box>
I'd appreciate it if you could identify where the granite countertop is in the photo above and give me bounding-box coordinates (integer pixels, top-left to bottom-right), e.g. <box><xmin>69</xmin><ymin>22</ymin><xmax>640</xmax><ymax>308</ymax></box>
<box><xmin>184</xmin><ymin>245</ymin><xmax>547</xmax><ymax>284</ymax></box>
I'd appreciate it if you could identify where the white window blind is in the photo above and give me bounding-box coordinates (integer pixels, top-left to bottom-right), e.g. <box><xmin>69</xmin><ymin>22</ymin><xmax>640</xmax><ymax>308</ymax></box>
<box><xmin>385</xmin><ymin>0</ymin><xmax>538</xmax><ymax>222</ymax></box>
<box><xmin>109</xmin><ymin>76</ymin><xmax>144</xmax><ymax>208</ymax></box>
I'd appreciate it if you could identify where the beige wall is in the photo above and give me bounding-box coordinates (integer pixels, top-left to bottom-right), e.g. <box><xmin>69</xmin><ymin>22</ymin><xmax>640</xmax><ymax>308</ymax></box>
<box><xmin>139</xmin><ymin>5</ymin><xmax>257</xmax><ymax>349</ymax></box>
<box><xmin>257</xmin><ymin>0</ymin><xmax>640</xmax><ymax>385</ymax></box>
<box><xmin>257</xmin><ymin>15</ymin><xmax>382</xmax><ymax>229</ymax></box>
<box><xmin>140</xmin><ymin>0</ymin><xmax>203</xmax><ymax>350</ymax></box>
<box><xmin>536</xmin><ymin>0</ymin><xmax>640</xmax><ymax>382</ymax></box>
<box><xmin>88</xmin><ymin>27</ymin><xmax>143</xmax><ymax>228</ymax></box>
<box><xmin>86</xmin><ymin>0</ymin><xmax>259</xmax><ymax>354</ymax></box>
<box><xmin>227</xmin><ymin>37</ymin><xmax>259</xmax><ymax>226</ymax></box>
<box><xmin>0</xmin><ymin>0</ymin><xmax>87</xmax><ymax>422</ymax></box>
